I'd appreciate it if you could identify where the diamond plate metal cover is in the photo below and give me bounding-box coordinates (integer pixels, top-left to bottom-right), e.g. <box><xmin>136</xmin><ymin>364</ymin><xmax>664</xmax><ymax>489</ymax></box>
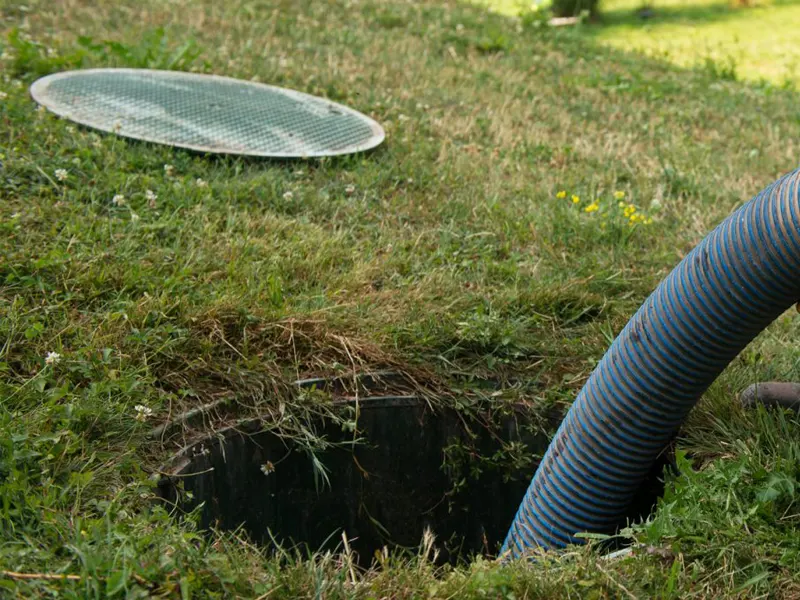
<box><xmin>30</xmin><ymin>69</ymin><xmax>385</xmax><ymax>158</ymax></box>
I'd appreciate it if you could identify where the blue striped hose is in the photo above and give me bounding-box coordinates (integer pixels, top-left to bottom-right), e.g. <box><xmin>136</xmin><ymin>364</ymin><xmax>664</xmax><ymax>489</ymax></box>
<box><xmin>502</xmin><ymin>168</ymin><xmax>800</xmax><ymax>556</ymax></box>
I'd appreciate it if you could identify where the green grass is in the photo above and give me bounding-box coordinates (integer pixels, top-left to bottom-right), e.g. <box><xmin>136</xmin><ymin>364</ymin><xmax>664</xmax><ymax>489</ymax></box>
<box><xmin>2</xmin><ymin>0</ymin><xmax>800</xmax><ymax>597</ymax></box>
<box><xmin>481</xmin><ymin>0</ymin><xmax>800</xmax><ymax>88</ymax></box>
<box><xmin>594</xmin><ymin>0</ymin><xmax>800</xmax><ymax>88</ymax></box>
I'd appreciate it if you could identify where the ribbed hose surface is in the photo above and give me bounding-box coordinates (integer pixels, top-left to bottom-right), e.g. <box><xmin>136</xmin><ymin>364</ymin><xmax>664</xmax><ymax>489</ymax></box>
<box><xmin>503</xmin><ymin>168</ymin><xmax>800</xmax><ymax>556</ymax></box>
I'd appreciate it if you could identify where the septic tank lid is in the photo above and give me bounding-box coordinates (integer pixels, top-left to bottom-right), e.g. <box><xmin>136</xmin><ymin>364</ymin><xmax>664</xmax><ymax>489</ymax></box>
<box><xmin>30</xmin><ymin>68</ymin><xmax>385</xmax><ymax>158</ymax></box>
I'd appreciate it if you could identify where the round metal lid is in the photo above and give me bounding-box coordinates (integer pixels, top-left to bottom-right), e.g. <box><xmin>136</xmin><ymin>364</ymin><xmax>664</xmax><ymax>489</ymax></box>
<box><xmin>30</xmin><ymin>69</ymin><xmax>385</xmax><ymax>158</ymax></box>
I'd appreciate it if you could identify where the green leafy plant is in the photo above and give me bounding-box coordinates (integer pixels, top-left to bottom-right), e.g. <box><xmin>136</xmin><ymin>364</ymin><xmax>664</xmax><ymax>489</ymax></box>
<box><xmin>4</xmin><ymin>28</ymin><xmax>86</xmax><ymax>79</ymax></box>
<box><xmin>77</xmin><ymin>28</ymin><xmax>206</xmax><ymax>70</ymax></box>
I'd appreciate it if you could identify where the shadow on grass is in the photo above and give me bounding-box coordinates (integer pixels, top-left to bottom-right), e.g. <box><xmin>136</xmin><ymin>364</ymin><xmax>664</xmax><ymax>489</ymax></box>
<box><xmin>585</xmin><ymin>0</ymin><xmax>800</xmax><ymax>31</ymax></box>
<box><xmin>464</xmin><ymin>0</ymin><xmax>800</xmax><ymax>92</ymax></box>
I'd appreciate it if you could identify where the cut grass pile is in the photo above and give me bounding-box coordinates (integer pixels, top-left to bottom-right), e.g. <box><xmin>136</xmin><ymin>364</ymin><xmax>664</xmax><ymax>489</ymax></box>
<box><xmin>1</xmin><ymin>0</ymin><xmax>800</xmax><ymax>597</ymax></box>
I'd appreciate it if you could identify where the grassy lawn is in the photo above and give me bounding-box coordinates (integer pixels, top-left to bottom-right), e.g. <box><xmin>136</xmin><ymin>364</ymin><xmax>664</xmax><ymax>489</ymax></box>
<box><xmin>592</xmin><ymin>0</ymin><xmax>800</xmax><ymax>88</ymax></box>
<box><xmin>481</xmin><ymin>0</ymin><xmax>800</xmax><ymax>88</ymax></box>
<box><xmin>2</xmin><ymin>0</ymin><xmax>800</xmax><ymax>597</ymax></box>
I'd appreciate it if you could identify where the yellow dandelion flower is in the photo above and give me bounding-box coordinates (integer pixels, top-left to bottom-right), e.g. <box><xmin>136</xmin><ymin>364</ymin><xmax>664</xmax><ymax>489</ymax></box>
<box><xmin>571</xmin><ymin>195</ymin><xmax>580</xmax><ymax>204</ymax></box>
<box><xmin>614</xmin><ymin>191</ymin><xmax>625</xmax><ymax>200</ymax></box>
<box><xmin>623</xmin><ymin>204</ymin><xmax>637</xmax><ymax>219</ymax></box>
<box><xmin>629</xmin><ymin>213</ymin><xmax>647</xmax><ymax>225</ymax></box>
<box><xmin>584</xmin><ymin>202</ymin><xmax>599</xmax><ymax>213</ymax></box>
<box><xmin>556</xmin><ymin>190</ymin><xmax>567</xmax><ymax>199</ymax></box>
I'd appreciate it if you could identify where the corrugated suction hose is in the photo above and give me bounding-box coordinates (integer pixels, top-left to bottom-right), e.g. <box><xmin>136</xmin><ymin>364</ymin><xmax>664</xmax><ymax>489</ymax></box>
<box><xmin>503</xmin><ymin>168</ymin><xmax>800</xmax><ymax>557</ymax></box>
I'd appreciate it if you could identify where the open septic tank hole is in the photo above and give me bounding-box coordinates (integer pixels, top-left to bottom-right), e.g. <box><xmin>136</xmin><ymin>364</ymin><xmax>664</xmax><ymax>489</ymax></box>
<box><xmin>158</xmin><ymin>396</ymin><xmax>670</xmax><ymax>565</ymax></box>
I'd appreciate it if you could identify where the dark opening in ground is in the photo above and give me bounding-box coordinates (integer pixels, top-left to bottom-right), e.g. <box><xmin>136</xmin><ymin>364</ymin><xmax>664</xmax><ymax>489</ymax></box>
<box><xmin>158</xmin><ymin>394</ymin><xmax>671</xmax><ymax>566</ymax></box>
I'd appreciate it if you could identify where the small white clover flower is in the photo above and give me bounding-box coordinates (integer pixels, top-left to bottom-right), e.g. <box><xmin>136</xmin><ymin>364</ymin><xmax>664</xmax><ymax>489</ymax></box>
<box><xmin>282</xmin><ymin>191</ymin><xmax>294</xmax><ymax>200</ymax></box>
<box><xmin>134</xmin><ymin>404</ymin><xmax>153</xmax><ymax>422</ymax></box>
<box><xmin>45</xmin><ymin>351</ymin><xmax>61</xmax><ymax>365</ymax></box>
<box><xmin>195</xmin><ymin>178</ymin><xmax>208</xmax><ymax>188</ymax></box>
<box><xmin>163</xmin><ymin>164</ymin><xmax>175</xmax><ymax>176</ymax></box>
<box><xmin>54</xmin><ymin>169</ymin><xmax>68</xmax><ymax>182</ymax></box>
<box><xmin>344</xmin><ymin>184</ymin><xmax>356</xmax><ymax>195</ymax></box>
<box><xmin>0</xmin><ymin>92</ymin><xmax>7</xmax><ymax>100</ymax></box>
<box><xmin>112</xmin><ymin>194</ymin><xmax>126</xmax><ymax>206</ymax></box>
<box><xmin>130</xmin><ymin>212</ymin><xmax>140</xmax><ymax>223</ymax></box>
<box><xmin>145</xmin><ymin>189</ymin><xmax>157</xmax><ymax>202</ymax></box>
